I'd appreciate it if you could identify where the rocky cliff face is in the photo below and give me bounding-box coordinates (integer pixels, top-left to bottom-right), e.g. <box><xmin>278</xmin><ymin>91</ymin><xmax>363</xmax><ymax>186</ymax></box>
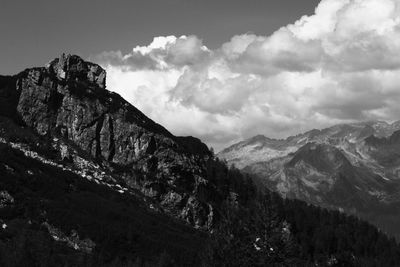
<box><xmin>1</xmin><ymin>54</ymin><xmax>214</xmax><ymax>229</ymax></box>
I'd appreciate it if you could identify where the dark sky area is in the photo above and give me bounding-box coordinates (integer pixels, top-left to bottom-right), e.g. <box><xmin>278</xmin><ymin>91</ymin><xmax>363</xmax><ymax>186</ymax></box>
<box><xmin>0</xmin><ymin>0</ymin><xmax>320</xmax><ymax>74</ymax></box>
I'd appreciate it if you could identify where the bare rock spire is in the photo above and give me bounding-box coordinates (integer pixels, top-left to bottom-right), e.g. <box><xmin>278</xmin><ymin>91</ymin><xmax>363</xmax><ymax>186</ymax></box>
<box><xmin>46</xmin><ymin>53</ymin><xmax>106</xmax><ymax>89</ymax></box>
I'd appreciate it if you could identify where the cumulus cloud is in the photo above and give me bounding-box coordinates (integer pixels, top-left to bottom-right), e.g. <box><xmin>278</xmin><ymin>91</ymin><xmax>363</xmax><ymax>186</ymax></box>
<box><xmin>93</xmin><ymin>0</ymin><xmax>400</xmax><ymax>151</ymax></box>
<box><xmin>94</xmin><ymin>35</ymin><xmax>210</xmax><ymax>70</ymax></box>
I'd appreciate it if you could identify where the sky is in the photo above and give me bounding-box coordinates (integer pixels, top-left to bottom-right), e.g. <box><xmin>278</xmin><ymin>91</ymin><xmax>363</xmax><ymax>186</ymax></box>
<box><xmin>0</xmin><ymin>0</ymin><xmax>320</xmax><ymax>74</ymax></box>
<box><xmin>2</xmin><ymin>0</ymin><xmax>400</xmax><ymax>151</ymax></box>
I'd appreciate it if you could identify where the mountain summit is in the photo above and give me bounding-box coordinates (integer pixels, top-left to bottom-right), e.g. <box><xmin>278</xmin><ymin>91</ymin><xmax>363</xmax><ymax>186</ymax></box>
<box><xmin>2</xmin><ymin>53</ymin><xmax>217</xmax><ymax>228</ymax></box>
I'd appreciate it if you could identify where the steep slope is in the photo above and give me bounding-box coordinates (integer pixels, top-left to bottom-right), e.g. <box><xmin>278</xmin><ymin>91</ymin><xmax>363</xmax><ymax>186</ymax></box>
<box><xmin>0</xmin><ymin>140</ymin><xmax>206</xmax><ymax>266</ymax></box>
<box><xmin>1</xmin><ymin>54</ymin><xmax>216</xmax><ymax>229</ymax></box>
<box><xmin>0</xmin><ymin>55</ymin><xmax>219</xmax><ymax>264</ymax></box>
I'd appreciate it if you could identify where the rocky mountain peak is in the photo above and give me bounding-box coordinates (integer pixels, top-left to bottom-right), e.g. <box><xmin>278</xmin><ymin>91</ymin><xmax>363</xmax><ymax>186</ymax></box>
<box><xmin>0</xmin><ymin>54</ymin><xmax>216</xmax><ymax>229</ymax></box>
<box><xmin>287</xmin><ymin>142</ymin><xmax>351</xmax><ymax>173</ymax></box>
<box><xmin>45</xmin><ymin>53</ymin><xmax>106</xmax><ymax>89</ymax></box>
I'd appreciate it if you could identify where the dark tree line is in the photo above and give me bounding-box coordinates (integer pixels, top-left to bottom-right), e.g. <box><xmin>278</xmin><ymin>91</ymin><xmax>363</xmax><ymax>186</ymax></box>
<box><xmin>201</xmin><ymin>157</ymin><xmax>400</xmax><ymax>266</ymax></box>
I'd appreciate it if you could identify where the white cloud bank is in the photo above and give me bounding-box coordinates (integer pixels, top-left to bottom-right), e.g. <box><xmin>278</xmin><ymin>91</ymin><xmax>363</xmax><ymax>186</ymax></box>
<box><xmin>93</xmin><ymin>0</ymin><xmax>400</xmax><ymax>151</ymax></box>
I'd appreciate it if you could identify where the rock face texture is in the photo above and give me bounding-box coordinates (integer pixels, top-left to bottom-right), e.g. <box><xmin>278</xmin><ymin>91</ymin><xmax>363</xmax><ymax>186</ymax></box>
<box><xmin>46</xmin><ymin>53</ymin><xmax>106</xmax><ymax>89</ymax></box>
<box><xmin>4</xmin><ymin>54</ymin><xmax>214</xmax><ymax>229</ymax></box>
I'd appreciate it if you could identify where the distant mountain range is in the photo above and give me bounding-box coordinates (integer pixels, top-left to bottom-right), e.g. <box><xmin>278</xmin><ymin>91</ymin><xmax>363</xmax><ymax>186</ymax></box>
<box><xmin>218</xmin><ymin>121</ymin><xmax>400</xmax><ymax>239</ymax></box>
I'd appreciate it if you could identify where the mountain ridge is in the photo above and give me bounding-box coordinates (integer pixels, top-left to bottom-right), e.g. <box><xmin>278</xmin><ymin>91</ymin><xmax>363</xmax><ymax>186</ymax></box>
<box><xmin>1</xmin><ymin>53</ymin><xmax>216</xmax><ymax>230</ymax></box>
<box><xmin>218</xmin><ymin>121</ymin><xmax>400</xmax><ymax>239</ymax></box>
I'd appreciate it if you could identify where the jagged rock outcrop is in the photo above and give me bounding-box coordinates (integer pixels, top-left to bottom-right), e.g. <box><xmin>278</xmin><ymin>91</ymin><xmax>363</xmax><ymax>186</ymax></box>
<box><xmin>3</xmin><ymin>54</ymin><xmax>214</xmax><ymax>229</ymax></box>
<box><xmin>46</xmin><ymin>53</ymin><xmax>106</xmax><ymax>89</ymax></box>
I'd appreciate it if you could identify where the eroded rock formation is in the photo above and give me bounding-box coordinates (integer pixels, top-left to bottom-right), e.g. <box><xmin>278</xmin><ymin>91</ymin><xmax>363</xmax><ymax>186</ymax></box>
<box><xmin>8</xmin><ymin>54</ymin><xmax>214</xmax><ymax>229</ymax></box>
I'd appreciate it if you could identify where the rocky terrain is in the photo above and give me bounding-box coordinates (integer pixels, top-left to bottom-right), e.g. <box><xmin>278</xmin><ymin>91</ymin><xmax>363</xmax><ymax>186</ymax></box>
<box><xmin>218</xmin><ymin>121</ymin><xmax>400</xmax><ymax>239</ymax></box>
<box><xmin>2</xmin><ymin>54</ymin><xmax>216</xmax><ymax>229</ymax></box>
<box><xmin>0</xmin><ymin>54</ymin><xmax>223</xmax><ymax>265</ymax></box>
